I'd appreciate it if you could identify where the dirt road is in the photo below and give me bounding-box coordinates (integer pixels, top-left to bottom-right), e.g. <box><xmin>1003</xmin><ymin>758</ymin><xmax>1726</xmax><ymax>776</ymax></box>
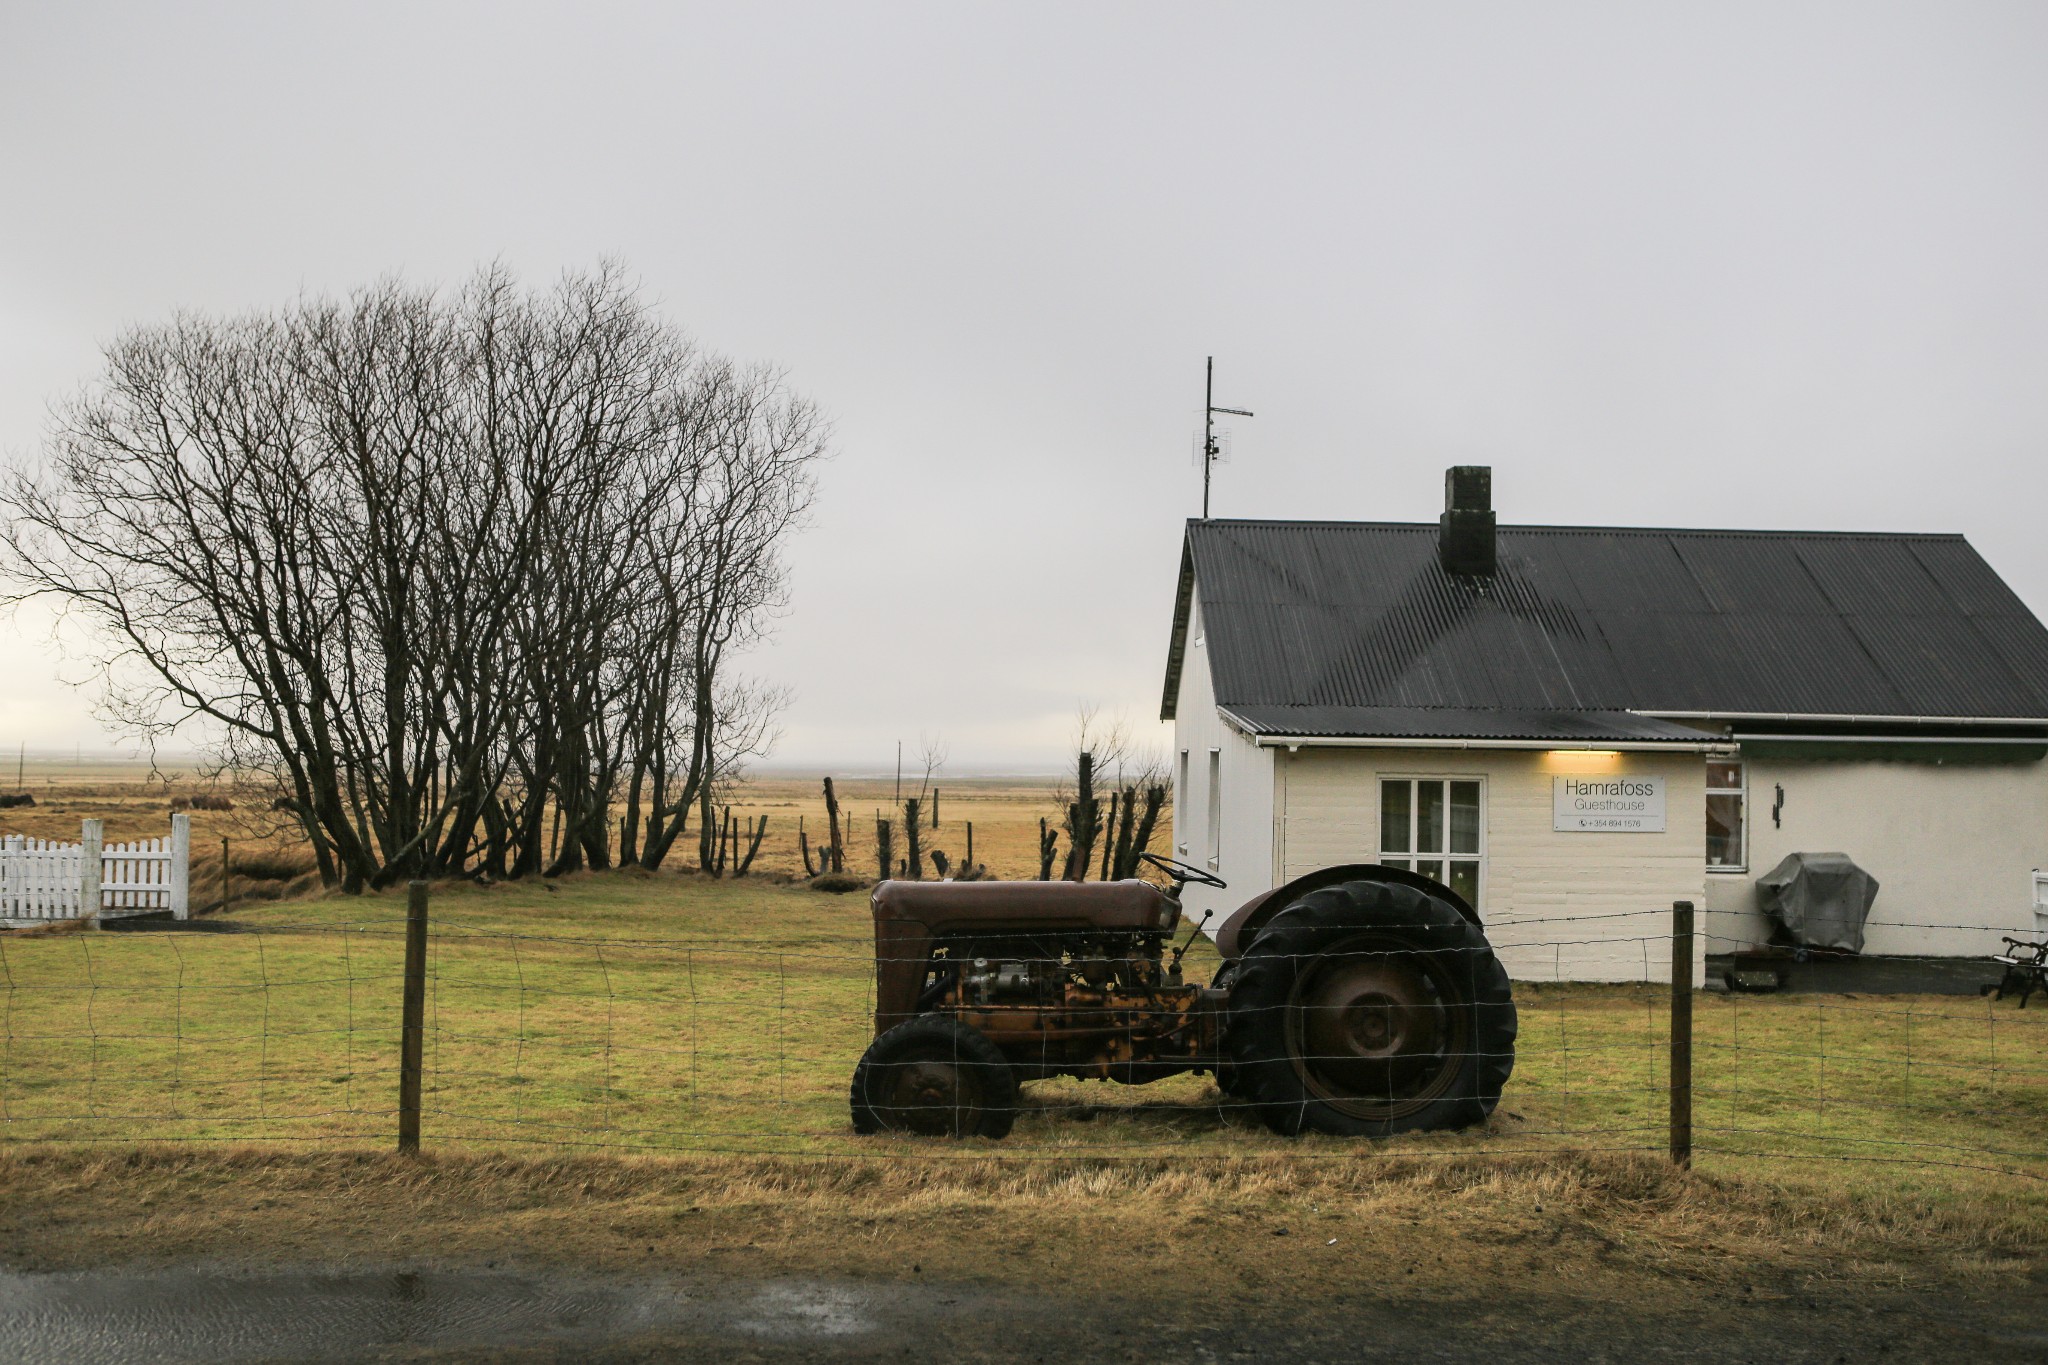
<box><xmin>4</xmin><ymin>1261</ymin><xmax>2042</xmax><ymax>1362</ymax></box>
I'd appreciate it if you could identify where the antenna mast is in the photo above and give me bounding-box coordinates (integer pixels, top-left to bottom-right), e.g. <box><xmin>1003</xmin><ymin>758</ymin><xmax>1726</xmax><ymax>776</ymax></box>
<box><xmin>1201</xmin><ymin>356</ymin><xmax>1254</xmax><ymax>519</ymax></box>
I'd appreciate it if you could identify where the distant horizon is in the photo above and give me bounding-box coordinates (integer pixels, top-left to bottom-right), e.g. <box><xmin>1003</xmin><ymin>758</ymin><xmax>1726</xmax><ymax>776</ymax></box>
<box><xmin>0</xmin><ymin>745</ymin><xmax>1075</xmax><ymax>782</ymax></box>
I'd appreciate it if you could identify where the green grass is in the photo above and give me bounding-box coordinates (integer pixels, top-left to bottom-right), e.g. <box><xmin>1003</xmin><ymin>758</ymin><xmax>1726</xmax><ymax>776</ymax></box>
<box><xmin>1</xmin><ymin>872</ymin><xmax>2042</xmax><ymax>1187</ymax></box>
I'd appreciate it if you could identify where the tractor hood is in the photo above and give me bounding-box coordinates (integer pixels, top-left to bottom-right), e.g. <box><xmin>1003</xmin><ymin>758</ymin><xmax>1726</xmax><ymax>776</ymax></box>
<box><xmin>872</xmin><ymin>878</ymin><xmax>1173</xmax><ymax>933</ymax></box>
<box><xmin>868</xmin><ymin>879</ymin><xmax>1176</xmax><ymax>1032</ymax></box>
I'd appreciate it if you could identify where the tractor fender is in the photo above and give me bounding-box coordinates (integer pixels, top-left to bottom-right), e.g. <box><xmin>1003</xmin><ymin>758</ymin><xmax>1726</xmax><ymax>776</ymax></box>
<box><xmin>1213</xmin><ymin>863</ymin><xmax>1482</xmax><ymax>960</ymax></box>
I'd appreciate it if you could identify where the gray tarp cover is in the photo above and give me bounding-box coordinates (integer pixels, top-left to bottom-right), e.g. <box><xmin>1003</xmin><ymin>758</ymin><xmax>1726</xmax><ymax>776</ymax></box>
<box><xmin>1755</xmin><ymin>852</ymin><xmax>1880</xmax><ymax>954</ymax></box>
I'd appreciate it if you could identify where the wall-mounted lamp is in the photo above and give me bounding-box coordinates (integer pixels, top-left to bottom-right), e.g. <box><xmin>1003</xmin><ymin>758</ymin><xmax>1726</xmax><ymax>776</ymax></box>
<box><xmin>1542</xmin><ymin>749</ymin><xmax>1624</xmax><ymax>773</ymax></box>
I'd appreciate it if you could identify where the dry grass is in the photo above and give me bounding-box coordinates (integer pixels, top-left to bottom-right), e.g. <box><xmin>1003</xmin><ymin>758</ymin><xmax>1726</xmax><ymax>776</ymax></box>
<box><xmin>697</xmin><ymin>774</ymin><xmax>1087</xmax><ymax>881</ymax></box>
<box><xmin>226</xmin><ymin>845</ymin><xmax>319</xmax><ymax>883</ymax></box>
<box><xmin>0</xmin><ymin>763</ymin><xmax>1081</xmax><ymax>889</ymax></box>
<box><xmin>1</xmin><ymin>1144</ymin><xmax>2038</xmax><ymax>1299</ymax></box>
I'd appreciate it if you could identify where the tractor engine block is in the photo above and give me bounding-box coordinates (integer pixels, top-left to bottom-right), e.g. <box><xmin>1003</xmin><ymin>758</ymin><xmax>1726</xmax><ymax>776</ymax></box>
<box><xmin>960</xmin><ymin>957</ymin><xmax>1054</xmax><ymax>1006</ymax></box>
<box><xmin>924</xmin><ymin>933</ymin><xmax>1219</xmax><ymax>1082</ymax></box>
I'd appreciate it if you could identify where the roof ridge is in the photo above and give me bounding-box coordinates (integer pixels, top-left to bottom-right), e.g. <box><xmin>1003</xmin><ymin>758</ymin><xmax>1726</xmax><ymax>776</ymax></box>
<box><xmin>1188</xmin><ymin>519</ymin><xmax>1968</xmax><ymax>541</ymax></box>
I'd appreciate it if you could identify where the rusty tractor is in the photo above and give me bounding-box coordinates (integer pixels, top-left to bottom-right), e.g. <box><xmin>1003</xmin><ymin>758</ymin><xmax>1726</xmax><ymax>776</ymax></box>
<box><xmin>849</xmin><ymin>854</ymin><xmax>1517</xmax><ymax>1139</ymax></box>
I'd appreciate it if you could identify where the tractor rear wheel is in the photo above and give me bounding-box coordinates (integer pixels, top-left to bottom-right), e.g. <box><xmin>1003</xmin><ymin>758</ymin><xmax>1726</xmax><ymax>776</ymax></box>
<box><xmin>1225</xmin><ymin>878</ymin><xmax>1516</xmax><ymax>1137</ymax></box>
<box><xmin>850</xmin><ymin>1014</ymin><xmax>1018</xmax><ymax>1139</ymax></box>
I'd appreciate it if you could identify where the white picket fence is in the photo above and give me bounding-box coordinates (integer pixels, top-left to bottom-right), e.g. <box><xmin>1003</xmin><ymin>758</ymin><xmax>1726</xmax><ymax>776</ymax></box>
<box><xmin>0</xmin><ymin>815</ymin><xmax>190</xmax><ymax>925</ymax></box>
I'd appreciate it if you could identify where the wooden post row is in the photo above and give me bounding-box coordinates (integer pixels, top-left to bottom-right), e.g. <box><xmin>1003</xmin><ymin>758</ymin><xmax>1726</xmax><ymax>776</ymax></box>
<box><xmin>1670</xmin><ymin>899</ymin><xmax>1695</xmax><ymax>1169</ymax></box>
<box><xmin>398</xmin><ymin>880</ymin><xmax>430</xmax><ymax>1154</ymax></box>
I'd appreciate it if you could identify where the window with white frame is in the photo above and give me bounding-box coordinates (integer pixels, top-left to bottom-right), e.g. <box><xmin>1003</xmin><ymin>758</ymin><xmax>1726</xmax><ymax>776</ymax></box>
<box><xmin>1205</xmin><ymin>749</ymin><xmax>1222</xmax><ymax>867</ymax></box>
<box><xmin>1175</xmin><ymin>749</ymin><xmax>1189</xmax><ymax>854</ymax></box>
<box><xmin>1706</xmin><ymin>759</ymin><xmax>1745</xmax><ymax>871</ymax></box>
<box><xmin>1378</xmin><ymin>778</ymin><xmax>1484</xmax><ymax>907</ymax></box>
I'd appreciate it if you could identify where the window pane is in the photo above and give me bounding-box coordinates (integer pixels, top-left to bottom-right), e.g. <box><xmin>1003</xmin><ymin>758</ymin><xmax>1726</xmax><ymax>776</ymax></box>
<box><xmin>1449</xmin><ymin>781</ymin><xmax>1480</xmax><ymax>854</ymax></box>
<box><xmin>1706</xmin><ymin>760</ymin><xmax>1743</xmax><ymax>792</ymax></box>
<box><xmin>1706</xmin><ymin>793</ymin><xmax>1743</xmax><ymax>868</ymax></box>
<box><xmin>1417</xmin><ymin>782</ymin><xmax>1445</xmax><ymax>853</ymax></box>
<box><xmin>1380</xmin><ymin>781</ymin><xmax>1411</xmax><ymax>854</ymax></box>
<box><xmin>1206</xmin><ymin>751</ymin><xmax>1222</xmax><ymax>862</ymax></box>
<box><xmin>1416</xmin><ymin>858</ymin><xmax>1444</xmax><ymax>885</ymax></box>
<box><xmin>1447</xmin><ymin>859</ymin><xmax>1479</xmax><ymax>907</ymax></box>
<box><xmin>1383</xmin><ymin>858</ymin><xmax>1411</xmax><ymax>872</ymax></box>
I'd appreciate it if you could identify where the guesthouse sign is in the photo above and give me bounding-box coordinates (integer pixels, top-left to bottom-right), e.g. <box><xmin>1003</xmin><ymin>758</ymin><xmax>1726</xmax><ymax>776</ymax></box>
<box><xmin>1552</xmin><ymin>776</ymin><xmax>1666</xmax><ymax>833</ymax></box>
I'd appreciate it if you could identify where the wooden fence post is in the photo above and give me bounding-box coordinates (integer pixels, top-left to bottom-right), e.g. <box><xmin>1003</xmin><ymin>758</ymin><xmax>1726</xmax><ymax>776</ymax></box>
<box><xmin>168</xmin><ymin>813</ymin><xmax>191</xmax><ymax>920</ymax></box>
<box><xmin>398</xmin><ymin>880</ymin><xmax>429</xmax><ymax>1154</ymax></box>
<box><xmin>220</xmin><ymin>837</ymin><xmax>231</xmax><ymax>914</ymax></box>
<box><xmin>1670</xmin><ymin>899</ymin><xmax>1695</xmax><ymax>1169</ymax></box>
<box><xmin>823</xmin><ymin>778</ymin><xmax>844</xmax><ymax>873</ymax></box>
<box><xmin>903</xmin><ymin>799</ymin><xmax>922</xmax><ymax>880</ymax></box>
<box><xmin>79</xmin><ymin>818</ymin><xmax>103</xmax><ymax>928</ymax></box>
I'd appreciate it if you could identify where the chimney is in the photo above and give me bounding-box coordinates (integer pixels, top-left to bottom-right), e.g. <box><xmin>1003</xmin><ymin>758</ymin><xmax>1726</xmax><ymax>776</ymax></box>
<box><xmin>1438</xmin><ymin>466</ymin><xmax>1495</xmax><ymax>576</ymax></box>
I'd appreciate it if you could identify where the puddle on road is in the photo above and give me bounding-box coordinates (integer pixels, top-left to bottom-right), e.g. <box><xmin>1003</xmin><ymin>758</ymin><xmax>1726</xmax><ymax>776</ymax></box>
<box><xmin>732</xmin><ymin>1282</ymin><xmax>872</xmax><ymax>1339</ymax></box>
<box><xmin>0</xmin><ymin>1266</ymin><xmax>885</xmax><ymax>1363</ymax></box>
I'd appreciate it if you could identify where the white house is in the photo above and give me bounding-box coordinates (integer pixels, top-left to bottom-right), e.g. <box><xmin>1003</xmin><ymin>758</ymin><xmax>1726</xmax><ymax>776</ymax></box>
<box><xmin>1163</xmin><ymin>467</ymin><xmax>2048</xmax><ymax>982</ymax></box>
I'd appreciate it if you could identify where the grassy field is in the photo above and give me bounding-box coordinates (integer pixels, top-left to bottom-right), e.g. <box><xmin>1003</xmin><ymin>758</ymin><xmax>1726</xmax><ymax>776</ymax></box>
<box><xmin>2</xmin><ymin>872</ymin><xmax>2042</xmax><ymax>1188</ymax></box>
<box><xmin>3</xmin><ymin>866</ymin><xmax>2044</xmax><ymax>1338</ymax></box>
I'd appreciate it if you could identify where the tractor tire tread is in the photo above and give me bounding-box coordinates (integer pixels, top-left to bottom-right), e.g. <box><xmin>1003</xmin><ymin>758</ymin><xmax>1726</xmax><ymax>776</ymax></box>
<box><xmin>849</xmin><ymin>1013</ymin><xmax>1018</xmax><ymax>1140</ymax></box>
<box><xmin>1224</xmin><ymin>879</ymin><xmax>1516</xmax><ymax>1138</ymax></box>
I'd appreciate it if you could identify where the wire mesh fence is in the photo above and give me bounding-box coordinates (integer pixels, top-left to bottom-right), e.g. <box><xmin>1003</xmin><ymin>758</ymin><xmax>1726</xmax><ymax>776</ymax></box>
<box><xmin>0</xmin><ymin>893</ymin><xmax>2042</xmax><ymax>1177</ymax></box>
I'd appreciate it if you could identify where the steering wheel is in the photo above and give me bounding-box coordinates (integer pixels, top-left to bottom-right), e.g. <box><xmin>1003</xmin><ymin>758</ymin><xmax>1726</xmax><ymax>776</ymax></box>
<box><xmin>1138</xmin><ymin>850</ymin><xmax>1228</xmax><ymax>890</ymax></box>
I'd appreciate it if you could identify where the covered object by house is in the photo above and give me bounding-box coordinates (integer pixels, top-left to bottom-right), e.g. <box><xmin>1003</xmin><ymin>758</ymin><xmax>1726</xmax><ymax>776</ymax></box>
<box><xmin>1161</xmin><ymin>467</ymin><xmax>2048</xmax><ymax>981</ymax></box>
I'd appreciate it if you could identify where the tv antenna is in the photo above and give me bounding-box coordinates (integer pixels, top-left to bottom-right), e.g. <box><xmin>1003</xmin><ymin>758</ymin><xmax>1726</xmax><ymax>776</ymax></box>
<box><xmin>1198</xmin><ymin>356</ymin><xmax>1253</xmax><ymax>519</ymax></box>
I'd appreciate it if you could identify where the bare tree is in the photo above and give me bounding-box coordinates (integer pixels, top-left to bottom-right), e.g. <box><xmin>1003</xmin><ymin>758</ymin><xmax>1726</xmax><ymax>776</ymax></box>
<box><xmin>912</xmin><ymin>732</ymin><xmax>947</xmax><ymax>827</ymax></box>
<box><xmin>0</xmin><ymin>264</ymin><xmax>824</xmax><ymax>890</ymax></box>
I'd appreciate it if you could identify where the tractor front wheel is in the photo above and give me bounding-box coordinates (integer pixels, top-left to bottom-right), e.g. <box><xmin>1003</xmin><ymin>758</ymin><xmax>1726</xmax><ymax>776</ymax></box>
<box><xmin>850</xmin><ymin>1014</ymin><xmax>1018</xmax><ymax>1139</ymax></box>
<box><xmin>1225</xmin><ymin>879</ymin><xmax>1516</xmax><ymax>1137</ymax></box>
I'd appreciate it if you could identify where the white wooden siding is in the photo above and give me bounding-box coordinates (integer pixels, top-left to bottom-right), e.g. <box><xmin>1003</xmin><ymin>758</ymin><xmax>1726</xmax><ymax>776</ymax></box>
<box><xmin>1278</xmin><ymin>747</ymin><xmax>1707</xmax><ymax>983</ymax></box>
<box><xmin>1705</xmin><ymin>756</ymin><xmax>2048</xmax><ymax>959</ymax></box>
<box><xmin>1169</xmin><ymin>592</ymin><xmax>1274</xmax><ymax>931</ymax></box>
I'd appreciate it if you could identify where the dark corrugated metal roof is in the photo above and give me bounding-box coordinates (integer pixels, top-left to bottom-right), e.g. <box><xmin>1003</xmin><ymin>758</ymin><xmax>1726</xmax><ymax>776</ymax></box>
<box><xmin>1165</xmin><ymin>521</ymin><xmax>2048</xmax><ymax>735</ymax></box>
<box><xmin>1221</xmin><ymin>706</ymin><xmax>1716</xmax><ymax>742</ymax></box>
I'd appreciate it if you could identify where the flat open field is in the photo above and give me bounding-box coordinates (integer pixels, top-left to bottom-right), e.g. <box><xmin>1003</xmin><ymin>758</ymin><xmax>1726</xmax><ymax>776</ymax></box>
<box><xmin>1</xmin><ymin>764</ymin><xmax>1094</xmax><ymax>898</ymax></box>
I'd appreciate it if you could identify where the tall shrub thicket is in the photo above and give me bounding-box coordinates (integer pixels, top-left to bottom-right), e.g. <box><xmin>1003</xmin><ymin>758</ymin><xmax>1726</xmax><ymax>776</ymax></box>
<box><xmin>1</xmin><ymin>264</ymin><xmax>823</xmax><ymax>890</ymax></box>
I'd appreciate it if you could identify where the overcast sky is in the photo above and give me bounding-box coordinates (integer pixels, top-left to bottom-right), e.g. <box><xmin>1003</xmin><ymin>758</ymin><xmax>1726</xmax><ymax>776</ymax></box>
<box><xmin>4</xmin><ymin>2</ymin><xmax>2046</xmax><ymax>771</ymax></box>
